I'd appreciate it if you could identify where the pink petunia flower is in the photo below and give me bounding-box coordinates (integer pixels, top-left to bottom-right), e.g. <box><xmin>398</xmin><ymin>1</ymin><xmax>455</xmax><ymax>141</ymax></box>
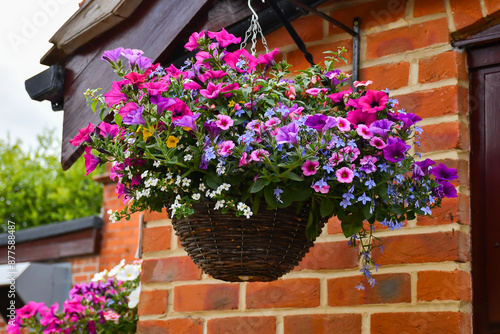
<box><xmin>200</xmin><ymin>82</ymin><xmax>222</xmax><ymax>99</ymax></box>
<box><xmin>215</xmin><ymin>114</ymin><xmax>234</xmax><ymax>130</ymax></box>
<box><xmin>370</xmin><ymin>137</ymin><xmax>387</xmax><ymax>149</ymax></box>
<box><xmin>184</xmin><ymin>30</ymin><xmax>206</xmax><ymax>51</ymax></box>
<box><xmin>84</xmin><ymin>147</ymin><xmax>100</xmax><ymax>176</ymax></box>
<box><xmin>305</xmin><ymin>88</ymin><xmax>329</xmax><ymax>96</ymax></box>
<box><xmin>302</xmin><ymin>160</ymin><xmax>319</xmax><ymax>176</ymax></box>
<box><xmin>70</xmin><ymin>122</ymin><xmax>95</xmax><ymax>146</ymax></box>
<box><xmin>217</xmin><ymin>140</ymin><xmax>235</xmax><ymax>157</ymax></box>
<box><xmin>336</xmin><ymin>167</ymin><xmax>354</xmax><ymax>183</ymax></box>
<box><xmin>250</xmin><ymin>149</ymin><xmax>270</xmax><ymax>162</ymax></box>
<box><xmin>356</xmin><ymin>124</ymin><xmax>374</xmax><ymax>139</ymax></box>
<box><xmin>312</xmin><ymin>179</ymin><xmax>330</xmax><ymax>194</ymax></box>
<box><xmin>239</xmin><ymin>152</ymin><xmax>249</xmax><ymax>167</ymax></box>
<box><xmin>336</xmin><ymin>117</ymin><xmax>351</xmax><ymax>132</ymax></box>
<box><xmin>207</xmin><ymin>28</ymin><xmax>241</xmax><ymax>48</ymax></box>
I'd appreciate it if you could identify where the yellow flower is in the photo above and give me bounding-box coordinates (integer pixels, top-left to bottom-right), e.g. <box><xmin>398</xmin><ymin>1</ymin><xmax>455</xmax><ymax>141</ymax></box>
<box><xmin>167</xmin><ymin>135</ymin><xmax>179</xmax><ymax>148</ymax></box>
<box><xmin>228</xmin><ymin>100</ymin><xmax>235</xmax><ymax>107</ymax></box>
<box><xmin>142</xmin><ymin>128</ymin><xmax>153</xmax><ymax>141</ymax></box>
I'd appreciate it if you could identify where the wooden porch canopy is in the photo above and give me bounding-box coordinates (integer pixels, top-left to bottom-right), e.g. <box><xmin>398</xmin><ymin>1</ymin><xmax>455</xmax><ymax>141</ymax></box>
<box><xmin>38</xmin><ymin>0</ymin><xmax>327</xmax><ymax>170</ymax></box>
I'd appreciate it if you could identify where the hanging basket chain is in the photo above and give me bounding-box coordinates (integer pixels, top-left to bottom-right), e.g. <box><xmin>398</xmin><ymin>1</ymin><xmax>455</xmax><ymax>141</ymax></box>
<box><xmin>241</xmin><ymin>0</ymin><xmax>270</xmax><ymax>55</ymax></box>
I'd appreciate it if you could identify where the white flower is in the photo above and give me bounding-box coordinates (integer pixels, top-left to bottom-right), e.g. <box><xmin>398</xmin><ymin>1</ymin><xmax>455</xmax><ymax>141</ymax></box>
<box><xmin>166</xmin><ymin>172</ymin><xmax>173</xmax><ymax>179</ymax></box>
<box><xmin>184</xmin><ymin>154</ymin><xmax>193</xmax><ymax>161</ymax></box>
<box><xmin>124</xmin><ymin>150</ymin><xmax>131</xmax><ymax>158</ymax></box>
<box><xmin>199</xmin><ymin>183</ymin><xmax>206</xmax><ymax>191</ymax></box>
<box><xmin>237</xmin><ymin>202</ymin><xmax>247</xmax><ymax>211</ymax></box>
<box><xmin>181</xmin><ymin>178</ymin><xmax>191</xmax><ymax>187</ymax></box>
<box><xmin>175</xmin><ymin>175</ymin><xmax>182</xmax><ymax>187</ymax></box>
<box><xmin>116</xmin><ymin>264</ymin><xmax>141</xmax><ymax>281</ymax></box>
<box><xmin>192</xmin><ymin>193</ymin><xmax>201</xmax><ymax>200</ymax></box>
<box><xmin>107</xmin><ymin>209</ymin><xmax>113</xmax><ymax>215</ymax></box>
<box><xmin>128</xmin><ymin>284</ymin><xmax>141</xmax><ymax>308</ymax></box>
<box><xmin>214</xmin><ymin>200</ymin><xmax>225</xmax><ymax>210</ymax></box>
<box><xmin>161</xmin><ymin>185</ymin><xmax>167</xmax><ymax>191</ymax></box>
<box><xmin>108</xmin><ymin>259</ymin><xmax>126</xmax><ymax>277</ymax></box>
<box><xmin>243</xmin><ymin>208</ymin><xmax>253</xmax><ymax>218</ymax></box>
<box><xmin>141</xmin><ymin>170</ymin><xmax>149</xmax><ymax>178</ymax></box>
<box><xmin>91</xmin><ymin>269</ymin><xmax>108</xmax><ymax>282</ymax></box>
<box><xmin>153</xmin><ymin>160</ymin><xmax>160</xmax><ymax>167</ymax></box>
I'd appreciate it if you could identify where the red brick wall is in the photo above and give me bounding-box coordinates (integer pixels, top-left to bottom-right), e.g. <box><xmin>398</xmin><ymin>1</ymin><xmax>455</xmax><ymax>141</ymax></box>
<box><xmin>131</xmin><ymin>0</ymin><xmax>496</xmax><ymax>333</ymax></box>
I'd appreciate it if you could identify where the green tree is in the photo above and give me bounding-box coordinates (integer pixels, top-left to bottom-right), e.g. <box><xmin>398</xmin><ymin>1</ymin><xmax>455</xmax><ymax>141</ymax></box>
<box><xmin>0</xmin><ymin>129</ymin><xmax>103</xmax><ymax>231</ymax></box>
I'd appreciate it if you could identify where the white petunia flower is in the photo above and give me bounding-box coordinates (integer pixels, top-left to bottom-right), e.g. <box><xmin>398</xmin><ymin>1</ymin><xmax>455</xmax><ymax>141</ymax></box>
<box><xmin>128</xmin><ymin>284</ymin><xmax>141</xmax><ymax>308</ymax></box>
<box><xmin>108</xmin><ymin>259</ymin><xmax>126</xmax><ymax>277</ymax></box>
<box><xmin>116</xmin><ymin>264</ymin><xmax>141</xmax><ymax>281</ymax></box>
<box><xmin>91</xmin><ymin>269</ymin><xmax>108</xmax><ymax>282</ymax></box>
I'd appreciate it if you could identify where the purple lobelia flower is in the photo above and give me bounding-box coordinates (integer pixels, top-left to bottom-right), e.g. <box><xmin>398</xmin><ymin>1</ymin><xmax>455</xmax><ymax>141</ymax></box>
<box><xmin>122</xmin><ymin>106</ymin><xmax>145</xmax><ymax>125</ymax></box>
<box><xmin>383</xmin><ymin>137</ymin><xmax>410</xmax><ymax>163</ymax></box>
<box><xmin>431</xmin><ymin>163</ymin><xmax>458</xmax><ymax>181</ymax></box>
<box><xmin>305</xmin><ymin>114</ymin><xmax>338</xmax><ymax>134</ymax></box>
<box><xmin>276</xmin><ymin>122</ymin><xmax>300</xmax><ymax>145</ymax></box>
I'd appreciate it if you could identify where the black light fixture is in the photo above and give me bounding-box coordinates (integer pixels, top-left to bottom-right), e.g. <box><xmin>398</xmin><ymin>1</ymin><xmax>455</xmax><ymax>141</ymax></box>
<box><xmin>25</xmin><ymin>65</ymin><xmax>65</xmax><ymax>111</ymax></box>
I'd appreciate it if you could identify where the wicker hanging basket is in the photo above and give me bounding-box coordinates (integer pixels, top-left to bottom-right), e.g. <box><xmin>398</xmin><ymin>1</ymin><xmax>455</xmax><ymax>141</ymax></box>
<box><xmin>171</xmin><ymin>201</ymin><xmax>325</xmax><ymax>282</ymax></box>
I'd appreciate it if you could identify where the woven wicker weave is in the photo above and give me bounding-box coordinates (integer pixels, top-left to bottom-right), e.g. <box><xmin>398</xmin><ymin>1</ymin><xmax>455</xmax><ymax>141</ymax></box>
<box><xmin>171</xmin><ymin>201</ymin><xmax>325</xmax><ymax>282</ymax></box>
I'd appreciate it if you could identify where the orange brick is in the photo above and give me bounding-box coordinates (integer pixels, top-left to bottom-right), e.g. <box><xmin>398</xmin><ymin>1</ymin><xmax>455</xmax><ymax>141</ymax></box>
<box><xmin>287</xmin><ymin>39</ymin><xmax>353</xmax><ymax>72</ymax></box>
<box><xmin>73</xmin><ymin>274</ymin><xmax>89</xmax><ymax>283</ymax></box>
<box><xmin>371</xmin><ymin>312</ymin><xmax>466</xmax><ymax>334</ymax></box>
<box><xmin>413</xmin><ymin>0</ymin><xmax>446</xmax><ymax>17</ymax></box>
<box><xmin>484</xmin><ymin>0</ymin><xmax>500</xmax><ymax>16</ymax></box>
<box><xmin>395</xmin><ymin>86</ymin><xmax>463</xmax><ymax>119</ymax></box>
<box><xmin>371</xmin><ymin>232</ymin><xmax>469</xmax><ymax>265</ymax></box>
<box><xmin>419</xmin><ymin>51</ymin><xmax>467</xmax><ymax>83</ymax></box>
<box><xmin>417</xmin><ymin>122</ymin><xmax>466</xmax><ymax>153</ymax></box>
<box><xmin>137</xmin><ymin>319</ymin><xmax>203</xmax><ymax>334</ymax></box>
<box><xmin>327</xmin><ymin>216</ymin><xmax>343</xmax><ymax>234</ymax></box>
<box><xmin>327</xmin><ymin>273</ymin><xmax>411</xmax><ymax>306</ymax></box>
<box><xmin>141</xmin><ymin>257</ymin><xmax>202</xmax><ymax>283</ymax></box>
<box><xmin>417</xmin><ymin>195</ymin><xmax>469</xmax><ymax>226</ymax></box>
<box><xmin>449</xmin><ymin>0</ymin><xmax>484</xmax><ymax>31</ymax></box>
<box><xmin>138</xmin><ymin>290</ymin><xmax>168</xmax><ymax>315</ymax></box>
<box><xmin>329</xmin><ymin>0</ymin><xmax>406</xmax><ymax>34</ymax></box>
<box><xmin>262</xmin><ymin>15</ymin><xmax>324</xmax><ymax>50</ymax></box>
<box><xmin>284</xmin><ymin>314</ymin><xmax>362</xmax><ymax>334</ymax></box>
<box><xmin>417</xmin><ymin>270</ymin><xmax>471</xmax><ymax>302</ymax></box>
<box><xmin>366</xmin><ymin>18</ymin><xmax>449</xmax><ymax>59</ymax></box>
<box><xmin>360</xmin><ymin>62</ymin><xmax>410</xmax><ymax>90</ymax></box>
<box><xmin>142</xmin><ymin>226</ymin><xmax>172</xmax><ymax>253</ymax></box>
<box><xmin>173</xmin><ymin>283</ymin><xmax>239</xmax><ymax>312</ymax></box>
<box><xmin>246</xmin><ymin>278</ymin><xmax>320</xmax><ymax>309</ymax></box>
<box><xmin>293</xmin><ymin>241</ymin><xmax>358</xmax><ymax>271</ymax></box>
<box><xmin>207</xmin><ymin>317</ymin><xmax>276</xmax><ymax>334</ymax></box>
<box><xmin>143</xmin><ymin>208</ymin><xmax>169</xmax><ymax>222</ymax></box>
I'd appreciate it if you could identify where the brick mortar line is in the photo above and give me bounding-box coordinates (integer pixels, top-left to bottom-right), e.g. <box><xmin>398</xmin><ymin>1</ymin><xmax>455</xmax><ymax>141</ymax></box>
<box><xmin>337</xmin><ymin>43</ymin><xmax>453</xmax><ymax>72</ymax></box>
<box><xmin>418</xmin><ymin>114</ymin><xmax>461</xmax><ymax>127</ymax></box>
<box><xmin>318</xmin><ymin>0</ymin><xmax>374</xmax><ymax>12</ymax></box>
<box><xmin>276</xmin><ymin>315</ymin><xmax>284</xmax><ymax>334</ymax></box>
<box><xmin>411</xmin><ymin>272</ymin><xmax>418</xmax><ymax>305</ymax></box>
<box><xmin>142</xmin><ymin>248</ymin><xmax>187</xmax><ymax>259</ymax></box>
<box><xmin>420</xmin><ymin>149</ymin><xmax>468</xmax><ymax>161</ymax></box>
<box><xmin>443</xmin><ymin>0</ymin><xmax>457</xmax><ymax>33</ymax></box>
<box><xmin>320</xmin><ymin>278</ymin><xmax>328</xmax><ymax>307</ymax></box>
<box><xmin>479</xmin><ymin>0</ymin><xmax>489</xmax><ymax>17</ymax></box>
<box><xmin>145</xmin><ymin>219</ymin><xmax>171</xmax><ymax>228</ymax></box>
<box><xmin>361</xmin><ymin>312</ymin><xmax>370</xmax><ymax>334</ymax></box>
<box><xmin>405</xmin><ymin>0</ymin><xmax>415</xmax><ymax>21</ymax></box>
<box><xmin>140</xmin><ymin>261</ymin><xmax>470</xmax><ymax>292</ymax></box>
<box><xmin>138</xmin><ymin>301</ymin><xmax>467</xmax><ymax>321</ymax></box>
<box><xmin>239</xmin><ymin>282</ymin><xmax>247</xmax><ymax>311</ymax></box>
<box><xmin>362</xmin><ymin>12</ymin><xmax>449</xmax><ymax>37</ymax></box>
<box><xmin>391</xmin><ymin>79</ymin><xmax>459</xmax><ymax>96</ymax></box>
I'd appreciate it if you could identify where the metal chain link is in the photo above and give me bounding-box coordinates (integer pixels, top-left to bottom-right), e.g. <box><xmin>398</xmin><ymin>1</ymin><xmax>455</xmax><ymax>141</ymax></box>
<box><xmin>240</xmin><ymin>0</ymin><xmax>270</xmax><ymax>55</ymax></box>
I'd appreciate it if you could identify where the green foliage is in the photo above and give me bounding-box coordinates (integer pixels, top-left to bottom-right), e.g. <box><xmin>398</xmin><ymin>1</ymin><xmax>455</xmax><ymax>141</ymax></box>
<box><xmin>0</xmin><ymin>129</ymin><xmax>103</xmax><ymax>231</ymax></box>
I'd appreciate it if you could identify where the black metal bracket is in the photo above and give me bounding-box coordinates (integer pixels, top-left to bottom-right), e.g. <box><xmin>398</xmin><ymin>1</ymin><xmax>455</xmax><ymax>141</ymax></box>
<box><xmin>267</xmin><ymin>0</ymin><xmax>361</xmax><ymax>84</ymax></box>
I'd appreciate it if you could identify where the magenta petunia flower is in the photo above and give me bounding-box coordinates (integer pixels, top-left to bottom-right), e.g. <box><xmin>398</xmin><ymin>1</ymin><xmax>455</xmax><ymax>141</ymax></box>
<box><xmin>17</xmin><ymin>301</ymin><xmax>47</xmax><ymax>319</ymax></box>
<box><xmin>70</xmin><ymin>122</ymin><xmax>95</xmax><ymax>147</ymax></box>
<box><xmin>199</xmin><ymin>70</ymin><xmax>228</xmax><ymax>82</ymax></box>
<box><xmin>221</xmin><ymin>82</ymin><xmax>240</xmax><ymax>98</ymax></box>
<box><xmin>250</xmin><ymin>149</ymin><xmax>270</xmax><ymax>162</ymax></box>
<box><xmin>84</xmin><ymin>147</ymin><xmax>100</xmax><ymax>176</ymax></box>
<box><xmin>124</xmin><ymin>72</ymin><xmax>147</xmax><ymax>86</ymax></box>
<box><xmin>224</xmin><ymin>49</ymin><xmax>258</xmax><ymax>73</ymax></box>
<box><xmin>257</xmin><ymin>48</ymin><xmax>280</xmax><ymax>66</ymax></box>
<box><xmin>118</xmin><ymin>102</ymin><xmax>138</xmax><ymax>118</ymax></box>
<box><xmin>195</xmin><ymin>51</ymin><xmax>213</xmax><ymax>69</ymax></box>
<box><xmin>329</xmin><ymin>152</ymin><xmax>344</xmax><ymax>166</ymax></box>
<box><xmin>215</xmin><ymin>114</ymin><xmax>234</xmax><ymax>130</ymax></box>
<box><xmin>357</xmin><ymin>90</ymin><xmax>389</xmax><ymax>113</ymax></box>
<box><xmin>305</xmin><ymin>88</ymin><xmax>329</xmax><ymax>96</ymax></box>
<box><xmin>302</xmin><ymin>160</ymin><xmax>319</xmax><ymax>176</ymax></box>
<box><xmin>328</xmin><ymin>87</ymin><xmax>352</xmax><ymax>104</ymax></box>
<box><xmin>184</xmin><ymin>30</ymin><xmax>206</xmax><ymax>51</ymax></box>
<box><xmin>239</xmin><ymin>152</ymin><xmax>249</xmax><ymax>166</ymax></box>
<box><xmin>110</xmin><ymin>163</ymin><xmax>124</xmax><ymax>181</ymax></box>
<box><xmin>97</xmin><ymin>122</ymin><xmax>119</xmax><ymax>138</ymax></box>
<box><xmin>140</xmin><ymin>81</ymin><xmax>169</xmax><ymax>96</ymax></box>
<box><xmin>346</xmin><ymin>108</ymin><xmax>378</xmax><ymax>127</ymax></box>
<box><xmin>104</xmin><ymin>79</ymin><xmax>129</xmax><ymax>107</ymax></box>
<box><xmin>184</xmin><ymin>81</ymin><xmax>201</xmax><ymax>90</ymax></box>
<box><xmin>217</xmin><ymin>140</ymin><xmax>235</xmax><ymax>157</ymax></box>
<box><xmin>168</xmin><ymin>98</ymin><xmax>193</xmax><ymax>121</ymax></box>
<box><xmin>207</xmin><ymin>28</ymin><xmax>241</xmax><ymax>48</ymax></box>
<box><xmin>336</xmin><ymin>167</ymin><xmax>354</xmax><ymax>183</ymax></box>
<box><xmin>200</xmin><ymin>82</ymin><xmax>223</xmax><ymax>99</ymax></box>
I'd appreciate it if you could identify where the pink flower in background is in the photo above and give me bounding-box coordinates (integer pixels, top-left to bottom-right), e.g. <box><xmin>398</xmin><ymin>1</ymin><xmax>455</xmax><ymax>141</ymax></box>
<box><xmin>302</xmin><ymin>160</ymin><xmax>319</xmax><ymax>176</ymax></box>
<box><xmin>250</xmin><ymin>149</ymin><xmax>270</xmax><ymax>162</ymax></box>
<box><xmin>84</xmin><ymin>147</ymin><xmax>100</xmax><ymax>176</ymax></box>
<box><xmin>184</xmin><ymin>30</ymin><xmax>206</xmax><ymax>51</ymax></box>
<box><xmin>207</xmin><ymin>28</ymin><xmax>241</xmax><ymax>48</ymax></box>
<box><xmin>305</xmin><ymin>88</ymin><xmax>328</xmax><ymax>96</ymax></box>
<box><xmin>336</xmin><ymin>117</ymin><xmax>351</xmax><ymax>132</ymax></box>
<box><xmin>104</xmin><ymin>79</ymin><xmax>128</xmax><ymax>107</ymax></box>
<box><xmin>239</xmin><ymin>152</ymin><xmax>248</xmax><ymax>166</ymax></box>
<box><xmin>356</xmin><ymin>124</ymin><xmax>373</xmax><ymax>139</ymax></box>
<box><xmin>336</xmin><ymin>167</ymin><xmax>354</xmax><ymax>183</ymax></box>
<box><xmin>103</xmin><ymin>310</ymin><xmax>121</xmax><ymax>322</ymax></box>
<box><xmin>217</xmin><ymin>140</ymin><xmax>235</xmax><ymax>157</ymax></box>
<box><xmin>216</xmin><ymin>114</ymin><xmax>234</xmax><ymax>130</ymax></box>
<box><xmin>98</xmin><ymin>122</ymin><xmax>119</xmax><ymax>138</ymax></box>
<box><xmin>257</xmin><ymin>48</ymin><xmax>279</xmax><ymax>65</ymax></box>
<box><xmin>200</xmin><ymin>82</ymin><xmax>223</xmax><ymax>99</ymax></box>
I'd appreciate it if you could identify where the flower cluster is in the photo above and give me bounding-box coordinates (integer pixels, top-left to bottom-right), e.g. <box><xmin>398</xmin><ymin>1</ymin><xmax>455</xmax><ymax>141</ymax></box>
<box><xmin>8</xmin><ymin>260</ymin><xmax>141</xmax><ymax>334</ymax></box>
<box><xmin>74</xmin><ymin>29</ymin><xmax>457</xmax><ymax>286</ymax></box>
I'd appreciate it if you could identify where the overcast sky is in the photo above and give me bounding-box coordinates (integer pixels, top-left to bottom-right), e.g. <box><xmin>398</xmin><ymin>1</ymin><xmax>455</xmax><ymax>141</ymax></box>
<box><xmin>0</xmin><ymin>0</ymin><xmax>79</xmax><ymax>152</ymax></box>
